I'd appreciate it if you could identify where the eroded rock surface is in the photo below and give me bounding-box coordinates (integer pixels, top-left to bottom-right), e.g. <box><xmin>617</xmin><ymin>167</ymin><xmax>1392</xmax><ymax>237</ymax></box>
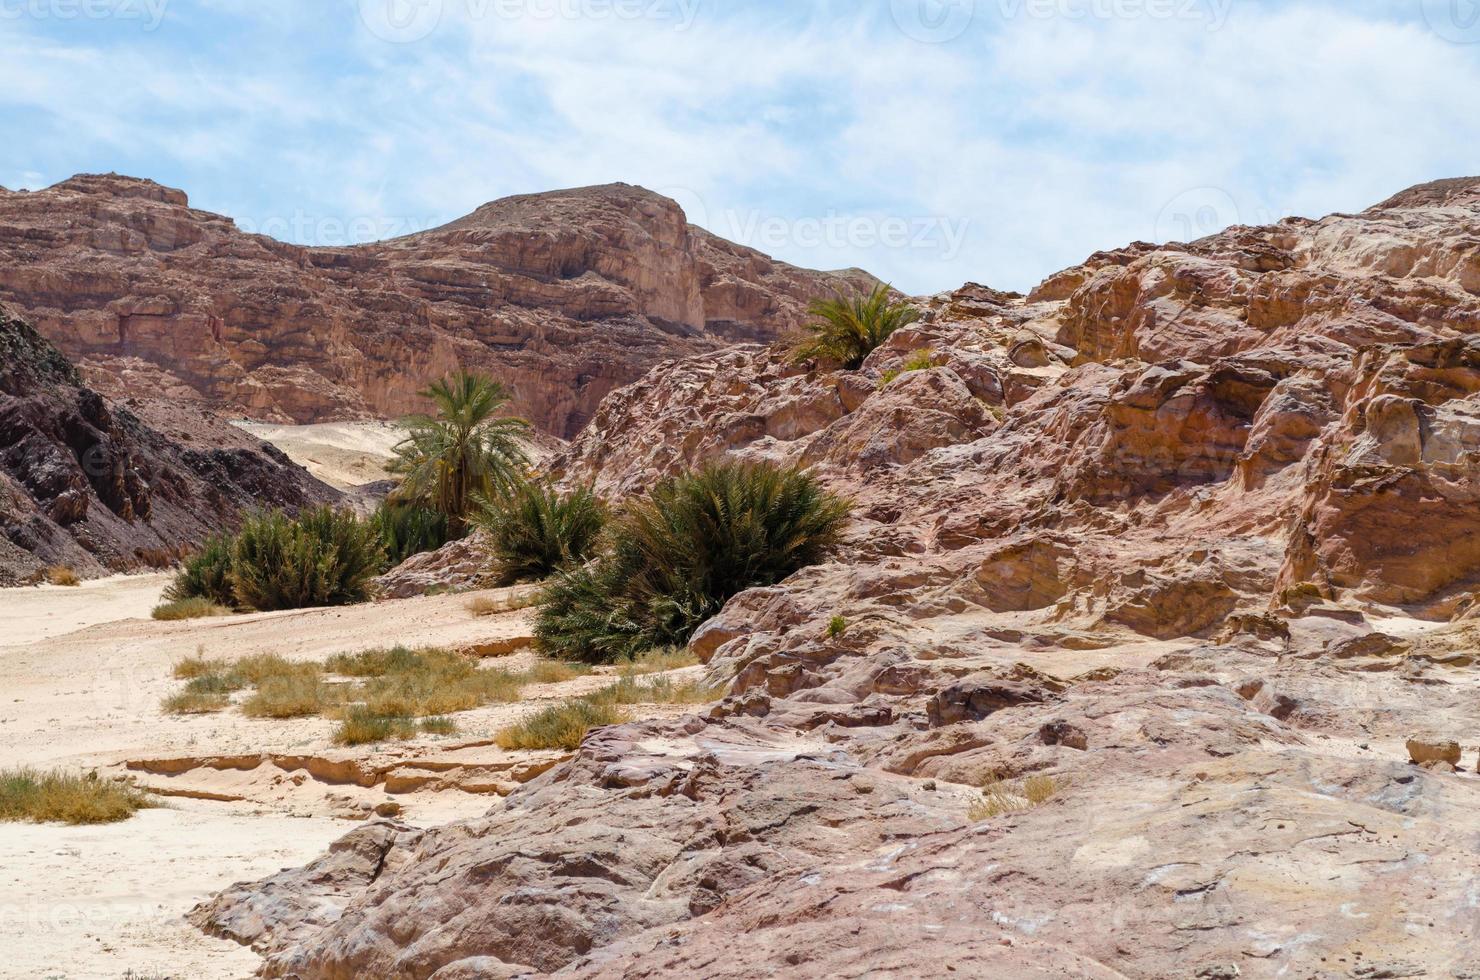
<box><xmin>0</xmin><ymin>175</ymin><xmax>873</xmax><ymax>437</ymax></box>
<box><xmin>0</xmin><ymin>306</ymin><xmax>337</xmax><ymax>582</ymax></box>
<box><xmin>198</xmin><ymin>178</ymin><xmax>1480</xmax><ymax>977</ymax></box>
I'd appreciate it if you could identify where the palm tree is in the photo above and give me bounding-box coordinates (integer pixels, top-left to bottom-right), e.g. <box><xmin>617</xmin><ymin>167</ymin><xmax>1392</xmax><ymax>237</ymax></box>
<box><xmin>389</xmin><ymin>371</ymin><xmax>531</xmax><ymax>532</ymax></box>
<box><xmin>790</xmin><ymin>283</ymin><xmax>921</xmax><ymax>370</ymax></box>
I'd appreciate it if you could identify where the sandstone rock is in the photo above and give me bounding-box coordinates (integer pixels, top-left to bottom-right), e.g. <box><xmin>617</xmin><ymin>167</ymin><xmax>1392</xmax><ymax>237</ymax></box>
<box><xmin>1405</xmin><ymin>737</ymin><xmax>1461</xmax><ymax>767</ymax></box>
<box><xmin>0</xmin><ymin>176</ymin><xmax>874</xmax><ymax>438</ymax></box>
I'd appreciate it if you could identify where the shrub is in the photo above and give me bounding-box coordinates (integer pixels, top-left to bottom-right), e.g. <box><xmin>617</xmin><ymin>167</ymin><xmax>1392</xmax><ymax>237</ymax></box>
<box><xmin>44</xmin><ymin>565</ymin><xmax>81</xmax><ymax>587</ymax></box>
<box><xmin>333</xmin><ymin>706</ymin><xmax>455</xmax><ymax>746</ymax></box>
<box><xmin>476</xmin><ymin>481</ymin><xmax>605</xmax><ymax>586</ymax></box>
<box><xmin>535</xmin><ymin>461</ymin><xmax>851</xmax><ymax>663</ymax></box>
<box><xmin>390</xmin><ymin>371</ymin><xmax>531</xmax><ymax>531</ymax></box>
<box><xmin>790</xmin><ymin>284</ymin><xmax>920</xmax><ymax>370</ymax></box>
<box><xmin>152</xmin><ymin>597</ymin><xmax>234</xmax><ymax>621</ymax></box>
<box><xmin>968</xmin><ymin>774</ymin><xmax>1062</xmax><ymax>821</ymax></box>
<box><xmin>163</xmin><ymin>534</ymin><xmax>235</xmax><ymax>606</ymax></box>
<box><xmin>0</xmin><ymin>769</ymin><xmax>154</xmax><ymax>825</ymax></box>
<box><xmin>371</xmin><ymin>499</ymin><xmax>455</xmax><ymax>568</ymax></box>
<box><xmin>826</xmin><ymin>615</ymin><xmax>847</xmax><ymax>639</ymax></box>
<box><xmin>493</xmin><ymin>698</ymin><xmax>625</xmax><ymax>751</ymax></box>
<box><xmin>241</xmin><ymin>664</ymin><xmax>338</xmax><ymax>719</ymax></box>
<box><xmin>231</xmin><ymin>507</ymin><xmax>385</xmax><ymax>612</ymax></box>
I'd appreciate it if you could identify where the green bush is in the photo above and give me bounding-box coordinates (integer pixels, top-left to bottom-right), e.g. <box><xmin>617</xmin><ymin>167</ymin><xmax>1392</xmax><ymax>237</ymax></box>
<box><xmin>790</xmin><ymin>284</ymin><xmax>920</xmax><ymax>370</ymax></box>
<box><xmin>477</xmin><ymin>481</ymin><xmax>605</xmax><ymax>586</ymax></box>
<box><xmin>231</xmin><ymin>507</ymin><xmax>385</xmax><ymax>612</ymax></box>
<box><xmin>371</xmin><ymin>499</ymin><xmax>455</xmax><ymax>568</ymax></box>
<box><xmin>535</xmin><ymin>461</ymin><xmax>851</xmax><ymax>663</ymax></box>
<box><xmin>164</xmin><ymin>534</ymin><xmax>236</xmax><ymax>606</ymax></box>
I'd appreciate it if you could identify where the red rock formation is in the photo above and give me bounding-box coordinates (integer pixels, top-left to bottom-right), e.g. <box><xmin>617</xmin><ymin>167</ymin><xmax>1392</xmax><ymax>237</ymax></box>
<box><xmin>0</xmin><ymin>175</ymin><xmax>874</xmax><ymax>437</ymax></box>
<box><xmin>197</xmin><ymin>178</ymin><xmax>1480</xmax><ymax>979</ymax></box>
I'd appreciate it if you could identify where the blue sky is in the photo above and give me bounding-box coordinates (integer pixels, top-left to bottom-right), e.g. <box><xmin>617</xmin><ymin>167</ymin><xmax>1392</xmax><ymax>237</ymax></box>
<box><xmin>3</xmin><ymin>0</ymin><xmax>1478</xmax><ymax>294</ymax></box>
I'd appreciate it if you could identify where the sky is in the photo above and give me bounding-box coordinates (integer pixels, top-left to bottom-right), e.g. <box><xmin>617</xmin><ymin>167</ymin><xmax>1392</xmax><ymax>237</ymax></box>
<box><xmin>2</xmin><ymin>0</ymin><xmax>1479</xmax><ymax>295</ymax></box>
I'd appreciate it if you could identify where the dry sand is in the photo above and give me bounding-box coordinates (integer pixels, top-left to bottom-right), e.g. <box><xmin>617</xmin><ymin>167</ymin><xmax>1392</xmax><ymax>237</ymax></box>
<box><xmin>233</xmin><ymin>420</ymin><xmax>401</xmax><ymax>491</ymax></box>
<box><xmin>0</xmin><ymin>576</ymin><xmax>689</xmax><ymax>979</ymax></box>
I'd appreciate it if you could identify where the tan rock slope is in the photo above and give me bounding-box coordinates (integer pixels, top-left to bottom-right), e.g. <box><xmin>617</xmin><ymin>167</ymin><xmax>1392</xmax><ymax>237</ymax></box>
<box><xmin>196</xmin><ymin>178</ymin><xmax>1480</xmax><ymax>978</ymax></box>
<box><xmin>0</xmin><ymin>175</ymin><xmax>874</xmax><ymax>437</ymax></box>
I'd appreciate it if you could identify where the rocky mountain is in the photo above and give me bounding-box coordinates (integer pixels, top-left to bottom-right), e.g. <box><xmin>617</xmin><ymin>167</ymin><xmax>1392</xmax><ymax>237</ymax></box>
<box><xmin>0</xmin><ymin>306</ymin><xmax>338</xmax><ymax>584</ymax></box>
<box><xmin>196</xmin><ymin>177</ymin><xmax>1480</xmax><ymax>977</ymax></box>
<box><xmin>0</xmin><ymin>174</ymin><xmax>875</xmax><ymax>438</ymax></box>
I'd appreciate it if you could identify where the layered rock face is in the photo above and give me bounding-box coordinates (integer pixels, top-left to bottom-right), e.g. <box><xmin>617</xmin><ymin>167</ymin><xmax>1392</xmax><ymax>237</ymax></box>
<box><xmin>197</xmin><ymin>179</ymin><xmax>1480</xmax><ymax>977</ymax></box>
<box><xmin>0</xmin><ymin>175</ymin><xmax>873</xmax><ymax>437</ymax></box>
<box><xmin>0</xmin><ymin>307</ymin><xmax>337</xmax><ymax>584</ymax></box>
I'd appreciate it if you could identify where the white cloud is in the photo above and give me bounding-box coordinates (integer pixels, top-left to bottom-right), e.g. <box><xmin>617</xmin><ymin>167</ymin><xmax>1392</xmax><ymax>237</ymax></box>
<box><xmin>0</xmin><ymin>0</ymin><xmax>1477</xmax><ymax>293</ymax></box>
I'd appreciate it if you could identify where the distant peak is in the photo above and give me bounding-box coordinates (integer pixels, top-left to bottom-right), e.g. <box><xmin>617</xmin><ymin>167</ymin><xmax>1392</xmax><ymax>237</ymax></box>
<box><xmin>1367</xmin><ymin>176</ymin><xmax>1480</xmax><ymax>212</ymax></box>
<box><xmin>49</xmin><ymin>172</ymin><xmax>189</xmax><ymax>207</ymax></box>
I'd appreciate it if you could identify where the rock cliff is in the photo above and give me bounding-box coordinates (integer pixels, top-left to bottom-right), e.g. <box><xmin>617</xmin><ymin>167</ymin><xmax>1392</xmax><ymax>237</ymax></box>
<box><xmin>0</xmin><ymin>306</ymin><xmax>338</xmax><ymax>584</ymax></box>
<box><xmin>0</xmin><ymin>175</ymin><xmax>874</xmax><ymax>437</ymax></box>
<box><xmin>197</xmin><ymin>178</ymin><xmax>1480</xmax><ymax>978</ymax></box>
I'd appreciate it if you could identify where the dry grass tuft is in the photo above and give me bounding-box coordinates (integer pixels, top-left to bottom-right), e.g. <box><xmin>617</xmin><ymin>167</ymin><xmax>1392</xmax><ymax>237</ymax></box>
<box><xmin>242</xmin><ymin>666</ymin><xmax>340</xmax><ymax>719</ymax></box>
<box><xmin>466</xmin><ymin>591</ymin><xmax>539</xmax><ymax>617</ymax></box>
<box><xmin>333</xmin><ymin>706</ymin><xmax>457</xmax><ymax>746</ymax></box>
<box><xmin>620</xmin><ymin>647</ymin><xmax>700</xmax><ymax>675</ymax></box>
<box><xmin>152</xmin><ymin>597</ymin><xmax>234</xmax><ymax>621</ymax></box>
<box><xmin>969</xmin><ymin>774</ymin><xmax>1063</xmax><ymax>821</ymax></box>
<box><xmin>592</xmin><ymin>674</ymin><xmax>724</xmax><ymax>707</ymax></box>
<box><xmin>521</xmin><ymin>659</ymin><xmax>594</xmax><ymax>684</ymax></box>
<box><xmin>44</xmin><ymin>565</ymin><xmax>81</xmax><ymax>587</ymax></box>
<box><xmin>0</xmin><ymin>768</ymin><xmax>154</xmax><ymax>825</ymax></box>
<box><xmin>494</xmin><ymin>698</ymin><xmax>626</xmax><ymax>751</ymax></box>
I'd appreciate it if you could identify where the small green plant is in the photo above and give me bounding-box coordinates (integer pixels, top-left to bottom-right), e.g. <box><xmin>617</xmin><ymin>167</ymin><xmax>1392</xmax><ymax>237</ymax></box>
<box><xmin>826</xmin><ymin>615</ymin><xmax>847</xmax><ymax>639</ymax></box>
<box><xmin>535</xmin><ymin>461</ymin><xmax>851</xmax><ymax>663</ymax></box>
<box><xmin>493</xmin><ymin>698</ymin><xmax>626</xmax><ymax>751</ymax></box>
<box><xmin>44</xmin><ymin>565</ymin><xmax>81</xmax><ymax>587</ymax></box>
<box><xmin>968</xmin><ymin>774</ymin><xmax>1062</xmax><ymax>821</ymax></box>
<box><xmin>231</xmin><ymin>506</ymin><xmax>385</xmax><ymax>612</ymax></box>
<box><xmin>0</xmin><ymin>769</ymin><xmax>154</xmax><ymax>825</ymax></box>
<box><xmin>152</xmin><ymin>597</ymin><xmax>234</xmax><ymax>621</ymax></box>
<box><xmin>475</xmin><ymin>481</ymin><xmax>606</xmax><ymax>586</ymax></box>
<box><xmin>877</xmin><ymin>348</ymin><xmax>935</xmax><ymax>388</ymax></box>
<box><xmin>790</xmin><ymin>284</ymin><xmax>921</xmax><ymax>370</ymax></box>
<box><xmin>163</xmin><ymin>534</ymin><xmax>236</xmax><ymax>606</ymax></box>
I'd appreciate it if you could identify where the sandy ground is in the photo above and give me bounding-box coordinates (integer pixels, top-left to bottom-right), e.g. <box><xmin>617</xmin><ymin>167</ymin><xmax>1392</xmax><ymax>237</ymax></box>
<box><xmin>234</xmin><ymin>420</ymin><xmax>401</xmax><ymax>491</ymax></box>
<box><xmin>0</xmin><ymin>576</ymin><xmax>690</xmax><ymax>979</ymax></box>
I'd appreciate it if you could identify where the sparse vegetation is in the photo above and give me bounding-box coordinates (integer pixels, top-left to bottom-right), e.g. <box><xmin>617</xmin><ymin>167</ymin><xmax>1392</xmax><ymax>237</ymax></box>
<box><xmin>494</xmin><ymin>698</ymin><xmax>626</xmax><ymax>751</ymax></box>
<box><xmin>371</xmin><ymin>498</ymin><xmax>455</xmax><ymax>567</ymax></box>
<box><xmin>44</xmin><ymin>565</ymin><xmax>81</xmax><ymax>587</ymax></box>
<box><xmin>620</xmin><ymin>646</ymin><xmax>700</xmax><ymax>675</ymax></box>
<box><xmin>152</xmin><ymin>597</ymin><xmax>234</xmax><ymax>621</ymax></box>
<box><xmin>877</xmin><ymin>348</ymin><xmax>935</xmax><ymax>387</ymax></box>
<box><xmin>969</xmin><ymin>774</ymin><xmax>1062</xmax><ymax>821</ymax></box>
<box><xmin>476</xmin><ymin>481</ymin><xmax>606</xmax><ymax>586</ymax></box>
<box><xmin>466</xmin><ymin>590</ymin><xmax>540</xmax><ymax>617</ymax></box>
<box><xmin>790</xmin><ymin>283</ymin><xmax>921</xmax><ymax>370</ymax></box>
<box><xmin>591</xmin><ymin>673</ymin><xmax>723</xmax><ymax>706</ymax></box>
<box><xmin>390</xmin><ymin>371</ymin><xmax>531</xmax><ymax>531</ymax></box>
<box><xmin>826</xmin><ymin>615</ymin><xmax>848</xmax><ymax>639</ymax></box>
<box><xmin>334</xmin><ymin>706</ymin><xmax>457</xmax><ymax>746</ymax></box>
<box><xmin>523</xmin><ymin>659</ymin><xmax>594</xmax><ymax>684</ymax></box>
<box><xmin>231</xmin><ymin>506</ymin><xmax>386</xmax><ymax>612</ymax></box>
<box><xmin>535</xmin><ymin>461</ymin><xmax>851</xmax><ymax>663</ymax></box>
<box><xmin>0</xmin><ymin>768</ymin><xmax>154</xmax><ymax>825</ymax></box>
